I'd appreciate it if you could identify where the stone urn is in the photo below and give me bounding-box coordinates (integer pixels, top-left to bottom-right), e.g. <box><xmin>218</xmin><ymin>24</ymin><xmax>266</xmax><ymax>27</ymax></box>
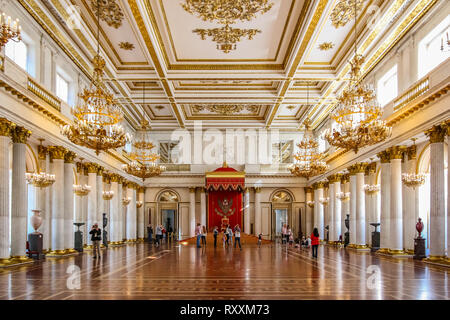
<box><xmin>30</xmin><ymin>209</ymin><xmax>43</xmax><ymax>233</ymax></box>
<box><xmin>416</xmin><ymin>218</ymin><xmax>424</xmax><ymax>238</ymax></box>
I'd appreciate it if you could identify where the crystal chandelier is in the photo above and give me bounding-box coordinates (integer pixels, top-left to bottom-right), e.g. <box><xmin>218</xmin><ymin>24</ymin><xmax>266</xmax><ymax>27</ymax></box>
<box><xmin>336</xmin><ymin>192</ymin><xmax>350</xmax><ymax>202</ymax></box>
<box><xmin>0</xmin><ymin>12</ymin><xmax>21</xmax><ymax>48</ymax></box>
<box><xmin>324</xmin><ymin>2</ymin><xmax>391</xmax><ymax>154</ymax></box>
<box><xmin>123</xmin><ymin>82</ymin><xmax>166</xmax><ymax>180</ymax></box>
<box><xmin>402</xmin><ymin>173</ymin><xmax>426</xmax><ymax>189</ymax></box>
<box><xmin>26</xmin><ymin>172</ymin><xmax>55</xmax><ymax>188</ymax></box>
<box><xmin>122</xmin><ymin>197</ymin><xmax>131</xmax><ymax>206</ymax></box>
<box><xmin>102</xmin><ymin>190</ymin><xmax>114</xmax><ymax>200</ymax></box>
<box><xmin>289</xmin><ymin>83</ymin><xmax>328</xmax><ymax>179</ymax></box>
<box><xmin>73</xmin><ymin>184</ymin><xmax>91</xmax><ymax>196</ymax></box>
<box><xmin>307</xmin><ymin>201</ymin><xmax>315</xmax><ymax>208</ymax></box>
<box><xmin>319</xmin><ymin>197</ymin><xmax>329</xmax><ymax>205</ymax></box>
<box><xmin>364</xmin><ymin>184</ymin><xmax>380</xmax><ymax>195</ymax></box>
<box><xmin>61</xmin><ymin>0</ymin><xmax>131</xmax><ymax>155</ymax></box>
<box><xmin>136</xmin><ymin>200</ymin><xmax>143</xmax><ymax>208</ymax></box>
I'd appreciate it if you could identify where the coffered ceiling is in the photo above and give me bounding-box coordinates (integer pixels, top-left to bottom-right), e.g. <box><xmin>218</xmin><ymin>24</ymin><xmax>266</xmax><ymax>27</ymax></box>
<box><xmin>19</xmin><ymin>0</ymin><xmax>439</xmax><ymax>130</ymax></box>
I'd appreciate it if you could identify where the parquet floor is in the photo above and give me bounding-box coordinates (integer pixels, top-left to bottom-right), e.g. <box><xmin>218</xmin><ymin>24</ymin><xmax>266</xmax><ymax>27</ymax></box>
<box><xmin>0</xmin><ymin>241</ymin><xmax>448</xmax><ymax>300</ymax></box>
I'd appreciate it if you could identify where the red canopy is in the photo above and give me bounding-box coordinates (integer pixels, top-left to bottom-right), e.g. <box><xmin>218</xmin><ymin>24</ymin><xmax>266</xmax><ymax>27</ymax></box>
<box><xmin>205</xmin><ymin>162</ymin><xmax>245</xmax><ymax>191</ymax></box>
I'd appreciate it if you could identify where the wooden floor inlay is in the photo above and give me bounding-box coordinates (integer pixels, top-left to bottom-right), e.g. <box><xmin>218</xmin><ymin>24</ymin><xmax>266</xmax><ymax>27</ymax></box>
<box><xmin>0</xmin><ymin>242</ymin><xmax>448</xmax><ymax>300</ymax></box>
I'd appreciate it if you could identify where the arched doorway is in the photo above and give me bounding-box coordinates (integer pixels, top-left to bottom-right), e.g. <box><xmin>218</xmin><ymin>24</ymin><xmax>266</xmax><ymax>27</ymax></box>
<box><xmin>270</xmin><ymin>190</ymin><xmax>293</xmax><ymax>241</ymax></box>
<box><xmin>156</xmin><ymin>190</ymin><xmax>180</xmax><ymax>240</ymax></box>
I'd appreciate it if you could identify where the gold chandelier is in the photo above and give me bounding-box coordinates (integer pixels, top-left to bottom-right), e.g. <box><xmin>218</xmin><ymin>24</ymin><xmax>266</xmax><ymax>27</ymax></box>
<box><xmin>73</xmin><ymin>184</ymin><xmax>91</xmax><ymax>196</ymax></box>
<box><xmin>122</xmin><ymin>197</ymin><xmax>131</xmax><ymax>206</ymax></box>
<box><xmin>136</xmin><ymin>200</ymin><xmax>143</xmax><ymax>208</ymax></box>
<box><xmin>182</xmin><ymin>0</ymin><xmax>273</xmax><ymax>53</ymax></box>
<box><xmin>336</xmin><ymin>192</ymin><xmax>350</xmax><ymax>202</ymax></box>
<box><xmin>364</xmin><ymin>184</ymin><xmax>380</xmax><ymax>195</ymax></box>
<box><xmin>123</xmin><ymin>83</ymin><xmax>166</xmax><ymax>181</ymax></box>
<box><xmin>402</xmin><ymin>173</ymin><xmax>426</xmax><ymax>189</ymax></box>
<box><xmin>26</xmin><ymin>172</ymin><xmax>55</xmax><ymax>188</ymax></box>
<box><xmin>102</xmin><ymin>190</ymin><xmax>114</xmax><ymax>200</ymax></box>
<box><xmin>307</xmin><ymin>201</ymin><xmax>315</xmax><ymax>208</ymax></box>
<box><xmin>0</xmin><ymin>12</ymin><xmax>21</xmax><ymax>47</ymax></box>
<box><xmin>61</xmin><ymin>0</ymin><xmax>131</xmax><ymax>155</ymax></box>
<box><xmin>324</xmin><ymin>2</ymin><xmax>391</xmax><ymax>154</ymax></box>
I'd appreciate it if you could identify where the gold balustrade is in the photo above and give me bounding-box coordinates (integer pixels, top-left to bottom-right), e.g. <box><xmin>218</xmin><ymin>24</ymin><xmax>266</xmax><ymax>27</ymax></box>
<box><xmin>393</xmin><ymin>77</ymin><xmax>429</xmax><ymax>111</ymax></box>
<box><xmin>27</xmin><ymin>77</ymin><xmax>61</xmax><ymax>111</ymax></box>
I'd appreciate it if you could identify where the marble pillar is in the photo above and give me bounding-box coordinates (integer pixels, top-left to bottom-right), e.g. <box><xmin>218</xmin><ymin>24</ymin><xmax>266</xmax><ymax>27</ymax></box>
<box><xmin>126</xmin><ymin>183</ymin><xmax>137</xmax><ymax>242</ymax></box>
<box><xmin>341</xmin><ymin>176</ymin><xmax>350</xmax><ymax>238</ymax></box>
<box><xmin>349</xmin><ymin>172</ymin><xmax>357</xmax><ymax>247</ymax></box>
<box><xmin>378</xmin><ymin>150</ymin><xmax>391</xmax><ymax>253</ymax></box>
<box><xmin>122</xmin><ymin>183</ymin><xmax>128</xmax><ymax>241</ymax></box>
<box><xmin>109</xmin><ymin>174</ymin><xmax>120</xmax><ymax>244</ymax></box>
<box><xmin>404</xmin><ymin>145</ymin><xmax>419</xmax><ymax>253</ymax></box>
<box><xmin>334</xmin><ymin>179</ymin><xmax>342</xmax><ymax>242</ymax></box>
<box><xmin>447</xmin><ymin>124</ymin><xmax>450</xmax><ymax>261</ymax></box>
<box><xmin>137</xmin><ymin>187</ymin><xmax>145</xmax><ymax>240</ymax></box>
<box><xmin>200</xmin><ymin>188</ymin><xmax>206</xmax><ymax>228</ymax></box>
<box><xmin>10</xmin><ymin>127</ymin><xmax>31</xmax><ymax>260</ymax></box>
<box><xmin>81</xmin><ymin>168</ymin><xmax>89</xmax><ymax>246</ymax></box>
<box><xmin>366</xmin><ymin>163</ymin><xmax>377</xmax><ymax>246</ymax></box>
<box><xmin>350</xmin><ymin>163</ymin><xmax>368</xmax><ymax>248</ymax></box>
<box><xmin>86</xmin><ymin>163</ymin><xmax>98</xmax><ymax>246</ymax></box>
<box><xmin>389</xmin><ymin>146</ymin><xmax>407</xmax><ymax>254</ymax></box>
<box><xmin>254</xmin><ymin>187</ymin><xmax>261</xmax><ymax>236</ymax></box>
<box><xmin>0</xmin><ymin>119</ymin><xmax>14</xmax><ymax>265</ymax></box>
<box><xmin>64</xmin><ymin>151</ymin><xmax>76</xmax><ymax>252</ymax></box>
<box><xmin>425</xmin><ymin>126</ymin><xmax>447</xmax><ymax>260</ymax></box>
<box><xmin>313</xmin><ymin>182</ymin><xmax>325</xmax><ymax>240</ymax></box>
<box><xmin>305</xmin><ymin>187</ymin><xmax>313</xmax><ymax>236</ymax></box>
<box><xmin>96</xmin><ymin>167</ymin><xmax>104</xmax><ymax>226</ymax></box>
<box><xmin>189</xmin><ymin>187</ymin><xmax>196</xmax><ymax>237</ymax></box>
<box><xmin>118</xmin><ymin>180</ymin><xmax>123</xmax><ymax>243</ymax></box>
<box><xmin>244</xmin><ymin>188</ymin><xmax>250</xmax><ymax>234</ymax></box>
<box><xmin>327</xmin><ymin>181</ymin><xmax>335</xmax><ymax>242</ymax></box>
<box><xmin>48</xmin><ymin>146</ymin><xmax>67</xmax><ymax>255</ymax></box>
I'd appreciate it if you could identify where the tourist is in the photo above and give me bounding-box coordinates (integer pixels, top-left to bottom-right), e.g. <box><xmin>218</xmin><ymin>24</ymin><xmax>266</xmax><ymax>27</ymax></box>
<box><xmin>289</xmin><ymin>232</ymin><xmax>294</xmax><ymax>246</ymax></box>
<box><xmin>155</xmin><ymin>224</ymin><xmax>162</xmax><ymax>246</ymax></box>
<box><xmin>234</xmin><ymin>224</ymin><xmax>242</xmax><ymax>250</ymax></box>
<box><xmin>258</xmin><ymin>233</ymin><xmax>262</xmax><ymax>248</ymax></box>
<box><xmin>201</xmin><ymin>225</ymin><xmax>207</xmax><ymax>246</ymax></box>
<box><xmin>213</xmin><ymin>226</ymin><xmax>219</xmax><ymax>248</ymax></box>
<box><xmin>306</xmin><ymin>236</ymin><xmax>311</xmax><ymax>248</ymax></box>
<box><xmin>195</xmin><ymin>223</ymin><xmax>202</xmax><ymax>248</ymax></box>
<box><xmin>89</xmin><ymin>223</ymin><xmax>101</xmax><ymax>259</ymax></box>
<box><xmin>227</xmin><ymin>225</ymin><xmax>233</xmax><ymax>246</ymax></box>
<box><xmin>287</xmin><ymin>226</ymin><xmax>292</xmax><ymax>245</ymax></box>
<box><xmin>147</xmin><ymin>224</ymin><xmax>153</xmax><ymax>244</ymax></box>
<box><xmin>311</xmin><ymin>228</ymin><xmax>319</xmax><ymax>258</ymax></box>
<box><xmin>281</xmin><ymin>224</ymin><xmax>287</xmax><ymax>244</ymax></box>
<box><xmin>222</xmin><ymin>230</ymin><xmax>227</xmax><ymax>248</ymax></box>
<box><xmin>162</xmin><ymin>226</ymin><xmax>166</xmax><ymax>244</ymax></box>
<box><xmin>168</xmin><ymin>225</ymin><xmax>173</xmax><ymax>242</ymax></box>
<box><xmin>225</xmin><ymin>225</ymin><xmax>231</xmax><ymax>246</ymax></box>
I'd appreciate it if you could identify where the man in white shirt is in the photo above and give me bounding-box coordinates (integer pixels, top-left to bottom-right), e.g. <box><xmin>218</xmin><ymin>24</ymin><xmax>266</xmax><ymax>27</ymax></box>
<box><xmin>234</xmin><ymin>225</ymin><xmax>242</xmax><ymax>250</ymax></box>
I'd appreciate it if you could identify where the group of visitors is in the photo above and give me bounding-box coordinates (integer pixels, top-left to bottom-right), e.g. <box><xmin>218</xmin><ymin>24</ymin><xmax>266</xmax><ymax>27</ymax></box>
<box><xmin>147</xmin><ymin>224</ymin><xmax>174</xmax><ymax>246</ymax></box>
<box><xmin>197</xmin><ymin>223</ymin><xmax>242</xmax><ymax>250</ymax></box>
<box><xmin>281</xmin><ymin>224</ymin><xmax>294</xmax><ymax>245</ymax></box>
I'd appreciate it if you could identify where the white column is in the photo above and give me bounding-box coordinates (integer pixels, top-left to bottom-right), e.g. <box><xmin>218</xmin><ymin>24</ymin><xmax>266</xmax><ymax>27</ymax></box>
<box><xmin>189</xmin><ymin>187</ymin><xmax>196</xmax><ymax>237</ymax></box>
<box><xmin>118</xmin><ymin>180</ymin><xmax>123</xmax><ymax>242</ymax></box>
<box><xmin>355</xmin><ymin>166</ymin><xmax>366</xmax><ymax>247</ymax></box>
<box><xmin>378</xmin><ymin>151</ymin><xmax>391</xmax><ymax>252</ymax></box>
<box><xmin>74</xmin><ymin>163</ymin><xmax>83</xmax><ymax>224</ymax></box>
<box><xmin>97</xmin><ymin>168</ymin><xmax>104</xmax><ymax>226</ymax></box>
<box><xmin>80</xmin><ymin>170</ymin><xmax>88</xmax><ymax>246</ymax></box>
<box><xmin>425</xmin><ymin>126</ymin><xmax>447</xmax><ymax>259</ymax></box>
<box><xmin>389</xmin><ymin>146</ymin><xmax>405</xmax><ymax>253</ymax></box>
<box><xmin>109</xmin><ymin>175</ymin><xmax>120</xmax><ymax>244</ymax></box>
<box><xmin>349</xmin><ymin>173</ymin><xmax>357</xmax><ymax>246</ymax></box>
<box><xmin>0</xmin><ymin>120</ymin><xmax>13</xmax><ymax>264</ymax></box>
<box><xmin>342</xmin><ymin>177</ymin><xmax>350</xmax><ymax>237</ymax></box>
<box><xmin>86</xmin><ymin>163</ymin><xmax>97</xmax><ymax>246</ymax></box>
<box><xmin>305</xmin><ymin>187</ymin><xmax>313</xmax><ymax>236</ymax></box>
<box><xmin>36</xmin><ymin>145</ymin><xmax>48</xmax><ymax>248</ymax></box>
<box><xmin>244</xmin><ymin>188</ymin><xmax>250</xmax><ymax>234</ymax></box>
<box><xmin>364</xmin><ymin>173</ymin><xmax>371</xmax><ymax>246</ymax></box>
<box><xmin>328</xmin><ymin>180</ymin><xmax>335</xmax><ymax>242</ymax></box>
<box><xmin>126</xmin><ymin>184</ymin><xmax>137</xmax><ymax>242</ymax></box>
<box><xmin>254</xmin><ymin>187</ymin><xmax>261</xmax><ymax>236</ymax></box>
<box><xmin>122</xmin><ymin>183</ymin><xmax>128</xmax><ymax>241</ymax></box>
<box><xmin>10</xmin><ymin>127</ymin><xmax>31</xmax><ymax>260</ymax></box>
<box><xmin>404</xmin><ymin>146</ymin><xmax>418</xmax><ymax>253</ymax></box>
<box><xmin>314</xmin><ymin>183</ymin><xmax>324</xmax><ymax>240</ymax></box>
<box><xmin>200</xmin><ymin>187</ymin><xmax>206</xmax><ymax>228</ymax></box>
<box><xmin>137</xmin><ymin>187</ymin><xmax>145</xmax><ymax>240</ymax></box>
<box><xmin>48</xmin><ymin>146</ymin><xmax>66</xmax><ymax>255</ymax></box>
<box><xmin>64</xmin><ymin>152</ymin><xmax>75</xmax><ymax>252</ymax></box>
<box><xmin>334</xmin><ymin>179</ymin><xmax>342</xmax><ymax>242</ymax></box>
<box><xmin>447</xmin><ymin>127</ymin><xmax>450</xmax><ymax>261</ymax></box>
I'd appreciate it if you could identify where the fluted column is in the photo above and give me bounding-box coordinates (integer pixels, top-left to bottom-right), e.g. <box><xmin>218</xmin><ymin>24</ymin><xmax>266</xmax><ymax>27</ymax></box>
<box><xmin>0</xmin><ymin>119</ymin><xmax>14</xmax><ymax>265</ymax></box>
<box><xmin>446</xmin><ymin>122</ymin><xmax>450</xmax><ymax>262</ymax></box>
<box><xmin>117</xmin><ymin>179</ymin><xmax>123</xmax><ymax>243</ymax></box>
<box><xmin>425</xmin><ymin>126</ymin><xmax>447</xmax><ymax>260</ymax></box>
<box><xmin>122</xmin><ymin>182</ymin><xmax>128</xmax><ymax>242</ymax></box>
<box><xmin>341</xmin><ymin>175</ymin><xmax>350</xmax><ymax>237</ymax></box>
<box><xmin>200</xmin><ymin>187</ymin><xmax>206</xmax><ymax>228</ymax></box>
<box><xmin>244</xmin><ymin>188</ymin><xmax>250</xmax><ymax>234</ymax></box>
<box><xmin>10</xmin><ymin>126</ymin><xmax>32</xmax><ymax>261</ymax></box>
<box><xmin>313</xmin><ymin>182</ymin><xmax>325</xmax><ymax>240</ymax></box>
<box><xmin>97</xmin><ymin>167</ymin><xmax>104</xmax><ymax>226</ymax></box>
<box><xmin>366</xmin><ymin>163</ymin><xmax>377</xmax><ymax>246</ymax></box>
<box><xmin>334</xmin><ymin>176</ymin><xmax>342</xmax><ymax>242</ymax></box>
<box><xmin>327</xmin><ymin>179</ymin><xmax>335</xmax><ymax>243</ymax></box>
<box><xmin>377</xmin><ymin>151</ymin><xmax>391</xmax><ymax>253</ymax></box>
<box><xmin>47</xmin><ymin>146</ymin><xmax>67</xmax><ymax>255</ymax></box>
<box><xmin>189</xmin><ymin>187</ymin><xmax>196</xmax><ymax>237</ymax></box>
<box><xmin>305</xmin><ymin>187</ymin><xmax>313</xmax><ymax>236</ymax></box>
<box><xmin>109</xmin><ymin>174</ymin><xmax>120</xmax><ymax>244</ymax></box>
<box><xmin>126</xmin><ymin>183</ymin><xmax>137</xmax><ymax>242</ymax></box>
<box><xmin>404</xmin><ymin>145</ymin><xmax>419</xmax><ymax>253</ymax></box>
<box><xmin>254</xmin><ymin>187</ymin><xmax>261</xmax><ymax>236</ymax></box>
<box><xmin>74</xmin><ymin>163</ymin><xmax>83</xmax><ymax>224</ymax></box>
<box><xmin>64</xmin><ymin>151</ymin><xmax>76</xmax><ymax>252</ymax></box>
<box><xmin>350</xmin><ymin>163</ymin><xmax>368</xmax><ymax>248</ymax></box>
<box><xmin>81</xmin><ymin>166</ymin><xmax>89</xmax><ymax>246</ymax></box>
<box><xmin>348</xmin><ymin>170</ymin><xmax>357</xmax><ymax>247</ymax></box>
<box><xmin>35</xmin><ymin>144</ymin><xmax>47</xmax><ymax>239</ymax></box>
<box><xmin>137</xmin><ymin>186</ymin><xmax>145</xmax><ymax>240</ymax></box>
<box><xmin>389</xmin><ymin>146</ymin><xmax>407</xmax><ymax>254</ymax></box>
<box><xmin>86</xmin><ymin>163</ymin><xmax>98</xmax><ymax>247</ymax></box>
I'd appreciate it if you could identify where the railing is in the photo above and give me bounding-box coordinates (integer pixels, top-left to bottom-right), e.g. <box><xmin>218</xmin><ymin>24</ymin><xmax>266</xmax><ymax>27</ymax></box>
<box><xmin>163</xmin><ymin>163</ymin><xmax>191</xmax><ymax>171</ymax></box>
<box><xmin>27</xmin><ymin>77</ymin><xmax>61</xmax><ymax>111</ymax></box>
<box><xmin>393</xmin><ymin>77</ymin><xmax>429</xmax><ymax>111</ymax></box>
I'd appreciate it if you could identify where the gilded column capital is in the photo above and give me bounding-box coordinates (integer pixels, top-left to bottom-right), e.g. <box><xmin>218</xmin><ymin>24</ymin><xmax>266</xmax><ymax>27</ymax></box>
<box><xmin>122</xmin><ymin>180</ymin><xmax>129</xmax><ymax>188</ymax></box>
<box><xmin>0</xmin><ymin>118</ymin><xmax>15</xmax><ymax>137</ymax></box>
<box><xmin>189</xmin><ymin>187</ymin><xmax>196</xmax><ymax>193</ymax></box>
<box><xmin>406</xmin><ymin>145</ymin><xmax>417</xmax><ymax>160</ymax></box>
<box><xmin>313</xmin><ymin>181</ymin><xmax>325</xmax><ymax>189</ymax></box>
<box><xmin>388</xmin><ymin>146</ymin><xmax>407</xmax><ymax>160</ymax></box>
<box><xmin>97</xmin><ymin>165</ymin><xmax>104</xmax><ymax>176</ymax></box>
<box><xmin>327</xmin><ymin>173</ymin><xmax>342</xmax><ymax>183</ymax></box>
<box><xmin>137</xmin><ymin>186</ymin><xmax>145</xmax><ymax>193</ymax></box>
<box><xmin>348</xmin><ymin>162</ymin><xmax>368</xmax><ymax>175</ymax></box>
<box><xmin>305</xmin><ymin>186</ymin><xmax>313</xmax><ymax>193</ymax></box>
<box><xmin>365</xmin><ymin>162</ymin><xmax>377</xmax><ymax>175</ymax></box>
<box><xmin>443</xmin><ymin>120</ymin><xmax>450</xmax><ymax>136</ymax></box>
<box><xmin>11</xmin><ymin>126</ymin><xmax>31</xmax><ymax>144</ymax></box>
<box><xmin>64</xmin><ymin>151</ymin><xmax>77</xmax><ymax>163</ymax></box>
<box><xmin>85</xmin><ymin>162</ymin><xmax>99</xmax><ymax>174</ymax></box>
<box><xmin>48</xmin><ymin>146</ymin><xmax>67</xmax><ymax>160</ymax></box>
<box><xmin>254</xmin><ymin>187</ymin><xmax>261</xmax><ymax>193</ymax></box>
<box><xmin>126</xmin><ymin>181</ymin><xmax>137</xmax><ymax>189</ymax></box>
<box><xmin>244</xmin><ymin>187</ymin><xmax>250</xmax><ymax>193</ymax></box>
<box><xmin>38</xmin><ymin>145</ymin><xmax>48</xmax><ymax>160</ymax></box>
<box><xmin>341</xmin><ymin>173</ymin><xmax>350</xmax><ymax>183</ymax></box>
<box><xmin>425</xmin><ymin>125</ymin><xmax>446</xmax><ymax>143</ymax></box>
<box><xmin>76</xmin><ymin>162</ymin><xmax>84</xmax><ymax>173</ymax></box>
<box><xmin>377</xmin><ymin>150</ymin><xmax>390</xmax><ymax>163</ymax></box>
<box><xmin>102</xmin><ymin>172</ymin><xmax>111</xmax><ymax>184</ymax></box>
<box><xmin>110</xmin><ymin>173</ymin><xmax>121</xmax><ymax>183</ymax></box>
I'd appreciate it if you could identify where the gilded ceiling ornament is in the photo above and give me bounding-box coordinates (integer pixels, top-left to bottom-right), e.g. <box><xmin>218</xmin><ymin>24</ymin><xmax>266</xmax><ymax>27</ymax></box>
<box><xmin>193</xmin><ymin>24</ymin><xmax>261</xmax><ymax>53</ymax></box>
<box><xmin>154</xmin><ymin>105</ymin><xmax>165</xmax><ymax>111</ymax></box>
<box><xmin>318</xmin><ymin>42</ymin><xmax>334</xmax><ymax>51</ymax></box>
<box><xmin>192</xmin><ymin>104</ymin><xmax>261</xmax><ymax>115</ymax></box>
<box><xmin>286</xmin><ymin>105</ymin><xmax>296</xmax><ymax>110</ymax></box>
<box><xmin>330</xmin><ymin>0</ymin><xmax>363</xmax><ymax>28</ymax></box>
<box><xmin>118</xmin><ymin>41</ymin><xmax>135</xmax><ymax>50</ymax></box>
<box><xmin>91</xmin><ymin>0</ymin><xmax>124</xmax><ymax>29</ymax></box>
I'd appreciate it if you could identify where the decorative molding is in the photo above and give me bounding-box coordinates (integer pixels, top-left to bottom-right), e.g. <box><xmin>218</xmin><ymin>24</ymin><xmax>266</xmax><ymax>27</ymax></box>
<box><xmin>118</xmin><ymin>41</ymin><xmax>135</xmax><ymax>50</ymax></box>
<box><xmin>91</xmin><ymin>0</ymin><xmax>124</xmax><ymax>29</ymax></box>
<box><xmin>318</xmin><ymin>42</ymin><xmax>334</xmax><ymax>51</ymax></box>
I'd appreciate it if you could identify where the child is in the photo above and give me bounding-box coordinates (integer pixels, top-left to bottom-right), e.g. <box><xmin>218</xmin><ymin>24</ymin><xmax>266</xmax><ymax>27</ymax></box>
<box><xmin>258</xmin><ymin>233</ymin><xmax>262</xmax><ymax>248</ymax></box>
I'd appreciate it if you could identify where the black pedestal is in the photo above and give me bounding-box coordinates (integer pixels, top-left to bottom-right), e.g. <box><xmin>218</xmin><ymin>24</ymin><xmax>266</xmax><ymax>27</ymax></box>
<box><xmin>74</xmin><ymin>231</ymin><xmax>83</xmax><ymax>252</ymax></box>
<box><xmin>344</xmin><ymin>232</ymin><xmax>349</xmax><ymax>247</ymax></box>
<box><xmin>28</xmin><ymin>232</ymin><xmax>44</xmax><ymax>259</ymax></box>
<box><xmin>414</xmin><ymin>237</ymin><xmax>426</xmax><ymax>260</ymax></box>
<box><xmin>371</xmin><ymin>231</ymin><xmax>380</xmax><ymax>252</ymax></box>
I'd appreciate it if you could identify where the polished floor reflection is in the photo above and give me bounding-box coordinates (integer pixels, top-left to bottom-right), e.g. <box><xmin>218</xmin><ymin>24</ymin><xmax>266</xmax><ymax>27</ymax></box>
<box><xmin>0</xmin><ymin>242</ymin><xmax>448</xmax><ymax>300</ymax></box>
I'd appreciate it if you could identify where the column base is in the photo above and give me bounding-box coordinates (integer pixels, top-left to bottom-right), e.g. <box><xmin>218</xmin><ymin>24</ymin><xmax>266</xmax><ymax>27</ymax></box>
<box><xmin>109</xmin><ymin>241</ymin><xmax>125</xmax><ymax>246</ymax></box>
<box><xmin>0</xmin><ymin>256</ymin><xmax>34</xmax><ymax>267</ymax></box>
<box><xmin>137</xmin><ymin>238</ymin><xmax>145</xmax><ymax>242</ymax></box>
<box><xmin>354</xmin><ymin>244</ymin><xmax>370</xmax><ymax>250</ymax></box>
<box><xmin>42</xmin><ymin>249</ymin><xmax>51</xmax><ymax>254</ymax></box>
<box><xmin>84</xmin><ymin>245</ymin><xmax>93</xmax><ymax>250</ymax></box>
<box><xmin>376</xmin><ymin>248</ymin><xmax>390</xmax><ymax>254</ymax></box>
<box><xmin>423</xmin><ymin>255</ymin><xmax>446</xmax><ymax>262</ymax></box>
<box><xmin>65</xmin><ymin>249</ymin><xmax>78</xmax><ymax>254</ymax></box>
<box><xmin>346</xmin><ymin>243</ymin><xmax>357</xmax><ymax>249</ymax></box>
<box><xmin>46</xmin><ymin>250</ymin><xmax>70</xmax><ymax>257</ymax></box>
<box><xmin>387</xmin><ymin>249</ymin><xmax>409</xmax><ymax>256</ymax></box>
<box><xmin>126</xmin><ymin>239</ymin><xmax>137</xmax><ymax>243</ymax></box>
<box><xmin>405</xmin><ymin>249</ymin><xmax>415</xmax><ymax>255</ymax></box>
